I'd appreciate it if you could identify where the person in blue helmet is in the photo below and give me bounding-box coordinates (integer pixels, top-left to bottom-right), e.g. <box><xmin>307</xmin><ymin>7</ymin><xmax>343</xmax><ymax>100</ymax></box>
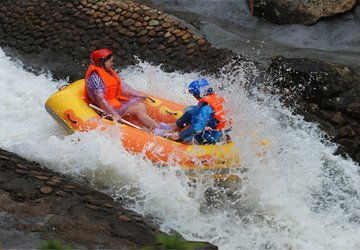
<box><xmin>166</xmin><ymin>79</ymin><xmax>231</xmax><ymax>144</ymax></box>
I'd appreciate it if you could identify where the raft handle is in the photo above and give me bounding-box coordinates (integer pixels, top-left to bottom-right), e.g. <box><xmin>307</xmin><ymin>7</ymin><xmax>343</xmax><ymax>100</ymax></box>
<box><xmin>66</xmin><ymin>114</ymin><xmax>78</xmax><ymax>124</ymax></box>
<box><xmin>58</xmin><ymin>84</ymin><xmax>68</xmax><ymax>90</ymax></box>
<box><xmin>165</xmin><ymin>110</ymin><xmax>178</xmax><ymax>116</ymax></box>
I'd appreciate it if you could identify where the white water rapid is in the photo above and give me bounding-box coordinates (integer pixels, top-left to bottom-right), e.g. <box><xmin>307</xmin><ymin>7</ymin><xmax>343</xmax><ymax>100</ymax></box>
<box><xmin>1</xmin><ymin>49</ymin><xmax>360</xmax><ymax>249</ymax></box>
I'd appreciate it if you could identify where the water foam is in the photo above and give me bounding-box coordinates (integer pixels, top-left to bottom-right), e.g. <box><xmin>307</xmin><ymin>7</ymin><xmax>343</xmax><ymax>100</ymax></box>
<box><xmin>1</xmin><ymin>48</ymin><xmax>360</xmax><ymax>249</ymax></box>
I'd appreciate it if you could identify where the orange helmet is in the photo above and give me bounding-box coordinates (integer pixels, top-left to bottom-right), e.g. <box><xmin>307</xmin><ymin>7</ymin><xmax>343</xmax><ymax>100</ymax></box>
<box><xmin>90</xmin><ymin>48</ymin><xmax>113</xmax><ymax>64</ymax></box>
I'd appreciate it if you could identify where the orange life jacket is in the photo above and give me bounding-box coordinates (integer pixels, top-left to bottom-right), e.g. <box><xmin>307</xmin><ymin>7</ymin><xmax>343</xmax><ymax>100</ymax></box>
<box><xmin>84</xmin><ymin>64</ymin><xmax>129</xmax><ymax>109</ymax></box>
<box><xmin>199</xmin><ymin>93</ymin><xmax>229</xmax><ymax>130</ymax></box>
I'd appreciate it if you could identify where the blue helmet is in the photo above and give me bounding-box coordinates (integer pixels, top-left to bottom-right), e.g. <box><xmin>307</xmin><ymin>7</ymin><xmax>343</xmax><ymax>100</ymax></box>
<box><xmin>188</xmin><ymin>79</ymin><xmax>213</xmax><ymax>97</ymax></box>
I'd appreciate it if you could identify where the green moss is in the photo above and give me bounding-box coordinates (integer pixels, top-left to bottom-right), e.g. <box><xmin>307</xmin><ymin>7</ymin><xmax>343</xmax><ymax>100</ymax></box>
<box><xmin>37</xmin><ymin>239</ymin><xmax>72</xmax><ymax>250</ymax></box>
<box><xmin>144</xmin><ymin>232</ymin><xmax>205</xmax><ymax>250</ymax></box>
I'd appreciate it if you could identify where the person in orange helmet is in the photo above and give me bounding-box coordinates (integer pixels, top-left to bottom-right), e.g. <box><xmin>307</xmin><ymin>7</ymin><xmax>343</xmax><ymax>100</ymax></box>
<box><xmin>84</xmin><ymin>48</ymin><xmax>170</xmax><ymax>135</ymax></box>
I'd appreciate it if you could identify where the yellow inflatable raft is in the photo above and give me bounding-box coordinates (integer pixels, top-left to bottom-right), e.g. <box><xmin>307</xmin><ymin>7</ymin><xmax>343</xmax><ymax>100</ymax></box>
<box><xmin>45</xmin><ymin>80</ymin><xmax>241</xmax><ymax>177</ymax></box>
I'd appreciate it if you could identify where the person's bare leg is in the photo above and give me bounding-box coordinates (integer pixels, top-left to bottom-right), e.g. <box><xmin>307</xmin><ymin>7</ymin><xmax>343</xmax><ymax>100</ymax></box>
<box><xmin>123</xmin><ymin>102</ymin><xmax>159</xmax><ymax>129</ymax></box>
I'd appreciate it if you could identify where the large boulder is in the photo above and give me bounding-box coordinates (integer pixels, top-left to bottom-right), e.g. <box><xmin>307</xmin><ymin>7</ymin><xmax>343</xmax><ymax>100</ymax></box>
<box><xmin>253</xmin><ymin>0</ymin><xmax>358</xmax><ymax>25</ymax></box>
<box><xmin>266</xmin><ymin>56</ymin><xmax>360</xmax><ymax>160</ymax></box>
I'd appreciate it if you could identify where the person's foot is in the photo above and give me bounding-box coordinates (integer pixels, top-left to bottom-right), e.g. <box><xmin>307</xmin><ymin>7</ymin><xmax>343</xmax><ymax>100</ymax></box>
<box><xmin>153</xmin><ymin>128</ymin><xmax>166</xmax><ymax>137</ymax></box>
<box><xmin>159</xmin><ymin>122</ymin><xmax>173</xmax><ymax>130</ymax></box>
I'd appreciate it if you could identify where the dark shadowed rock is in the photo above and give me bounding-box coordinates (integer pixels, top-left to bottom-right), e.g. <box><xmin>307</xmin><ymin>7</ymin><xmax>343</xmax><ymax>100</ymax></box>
<box><xmin>253</xmin><ymin>0</ymin><xmax>357</xmax><ymax>25</ymax></box>
<box><xmin>266</xmin><ymin>56</ymin><xmax>360</xmax><ymax>161</ymax></box>
<box><xmin>0</xmin><ymin>148</ymin><xmax>217</xmax><ymax>250</ymax></box>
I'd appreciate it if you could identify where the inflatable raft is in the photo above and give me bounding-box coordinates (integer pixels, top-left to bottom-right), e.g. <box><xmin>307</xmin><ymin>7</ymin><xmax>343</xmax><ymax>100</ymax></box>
<box><xmin>45</xmin><ymin>80</ymin><xmax>241</xmax><ymax>178</ymax></box>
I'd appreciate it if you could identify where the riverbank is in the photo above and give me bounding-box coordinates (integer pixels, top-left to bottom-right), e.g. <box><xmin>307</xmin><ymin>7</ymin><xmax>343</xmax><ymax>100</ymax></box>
<box><xmin>0</xmin><ymin>148</ymin><xmax>215</xmax><ymax>249</ymax></box>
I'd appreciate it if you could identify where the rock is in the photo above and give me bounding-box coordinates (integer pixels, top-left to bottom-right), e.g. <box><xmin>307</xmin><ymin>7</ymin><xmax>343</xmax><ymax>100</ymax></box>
<box><xmin>40</xmin><ymin>186</ymin><xmax>53</xmax><ymax>195</ymax></box>
<box><xmin>55</xmin><ymin>190</ymin><xmax>67</xmax><ymax>197</ymax></box>
<box><xmin>16</xmin><ymin>164</ymin><xmax>28</xmax><ymax>170</ymax></box>
<box><xmin>347</xmin><ymin>102</ymin><xmax>360</xmax><ymax>120</ymax></box>
<box><xmin>197</xmin><ymin>39</ymin><xmax>206</xmax><ymax>46</ymax></box>
<box><xmin>138</xmin><ymin>36</ymin><xmax>150</xmax><ymax>44</ymax></box>
<box><xmin>253</xmin><ymin>0</ymin><xmax>357</xmax><ymax>25</ymax></box>
<box><xmin>15</xmin><ymin>169</ymin><xmax>28</xmax><ymax>175</ymax></box>
<box><xmin>339</xmin><ymin>125</ymin><xmax>356</xmax><ymax>137</ymax></box>
<box><xmin>85</xmin><ymin>204</ymin><xmax>101</xmax><ymax>210</ymax></box>
<box><xmin>46</xmin><ymin>180</ymin><xmax>62</xmax><ymax>187</ymax></box>
<box><xmin>331</xmin><ymin>112</ymin><xmax>346</xmax><ymax>125</ymax></box>
<box><xmin>34</xmin><ymin>175</ymin><xmax>49</xmax><ymax>181</ymax></box>
<box><xmin>118</xmin><ymin>215</ymin><xmax>131</xmax><ymax>222</ymax></box>
<box><xmin>123</xmin><ymin>18</ymin><xmax>135</xmax><ymax>26</ymax></box>
<box><xmin>148</xmin><ymin>20</ymin><xmax>159</xmax><ymax>26</ymax></box>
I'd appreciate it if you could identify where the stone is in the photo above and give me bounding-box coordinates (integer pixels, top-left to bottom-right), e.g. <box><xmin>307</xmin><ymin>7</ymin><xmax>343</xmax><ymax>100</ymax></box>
<box><xmin>175</xmin><ymin>31</ymin><xmax>186</xmax><ymax>37</ymax></box>
<box><xmin>112</xmin><ymin>14</ymin><xmax>120</xmax><ymax>21</ymax></box>
<box><xmin>40</xmin><ymin>186</ymin><xmax>53</xmax><ymax>195</ymax></box>
<box><xmin>172</xmin><ymin>29</ymin><xmax>181</xmax><ymax>34</ymax></box>
<box><xmin>167</xmin><ymin>36</ymin><xmax>176</xmax><ymax>43</ymax></box>
<box><xmin>15</xmin><ymin>169</ymin><xmax>28</xmax><ymax>175</ymax></box>
<box><xmin>64</xmin><ymin>185</ymin><xmax>76</xmax><ymax>190</ymax></box>
<box><xmin>46</xmin><ymin>180</ymin><xmax>62</xmax><ymax>187</ymax></box>
<box><xmin>55</xmin><ymin>190</ymin><xmax>67</xmax><ymax>197</ymax></box>
<box><xmin>131</xmin><ymin>13</ymin><xmax>140</xmax><ymax>19</ymax></box>
<box><xmin>34</xmin><ymin>175</ymin><xmax>50</xmax><ymax>181</ymax></box>
<box><xmin>186</xmin><ymin>49</ymin><xmax>195</xmax><ymax>54</ymax></box>
<box><xmin>162</xmin><ymin>22</ymin><xmax>171</xmax><ymax>28</ymax></box>
<box><xmin>181</xmin><ymin>33</ymin><xmax>191</xmax><ymax>40</ymax></box>
<box><xmin>136</xmin><ymin>29</ymin><xmax>148</xmax><ymax>36</ymax></box>
<box><xmin>186</xmin><ymin>43</ymin><xmax>196</xmax><ymax>49</ymax></box>
<box><xmin>118</xmin><ymin>215</ymin><xmax>131</xmax><ymax>222</ymax></box>
<box><xmin>123</xmin><ymin>19</ymin><xmax>135</xmax><ymax>26</ymax></box>
<box><xmin>138</xmin><ymin>36</ymin><xmax>150</xmax><ymax>44</ymax></box>
<box><xmin>197</xmin><ymin>39</ymin><xmax>206</xmax><ymax>46</ymax></box>
<box><xmin>148</xmin><ymin>30</ymin><xmax>156</xmax><ymax>37</ymax></box>
<box><xmin>108</xmin><ymin>11</ymin><xmax>116</xmax><ymax>17</ymax></box>
<box><xmin>318</xmin><ymin>110</ymin><xmax>333</xmax><ymax>120</ymax></box>
<box><xmin>157</xmin><ymin>14</ymin><xmax>166</xmax><ymax>20</ymax></box>
<box><xmin>148</xmin><ymin>20</ymin><xmax>159</xmax><ymax>26</ymax></box>
<box><xmin>157</xmin><ymin>44</ymin><xmax>165</xmax><ymax>50</ymax></box>
<box><xmin>103</xmin><ymin>203</ymin><xmax>114</xmax><ymax>208</ymax></box>
<box><xmin>16</xmin><ymin>164</ymin><xmax>28</xmax><ymax>170</ymax></box>
<box><xmin>31</xmin><ymin>170</ymin><xmax>48</xmax><ymax>176</ymax></box>
<box><xmin>339</xmin><ymin>125</ymin><xmax>356</xmax><ymax>137</ymax></box>
<box><xmin>347</xmin><ymin>102</ymin><xmax>360</xmax><ymax>114</ymax></box>
<box><xmin>164</xmin><ymin>16</ymin><xmax>173</xmax><ymax>23</ymax></box>
<box><xmin>0</xmin><ymin>156</ymin><xmax>10</xmax><ymax>160</ymax></box>
<box><xmin>126</xmin><ymin>31</ymin><xmax>135</xmax><ymax>37</ymax></box>
<box><xmin>85</xmin><ymin>204</ymin><xmax>101</xmax><ymax>210</ymax></box>
<box><xmin>331</xmin><ymin>112</ymin><xmax>346</xmax><ymax>125</ymax></box>
<box><xmin>253</xmin><ymin>0</ymin><xmax>357</xmax><ymax>25</ymax></box>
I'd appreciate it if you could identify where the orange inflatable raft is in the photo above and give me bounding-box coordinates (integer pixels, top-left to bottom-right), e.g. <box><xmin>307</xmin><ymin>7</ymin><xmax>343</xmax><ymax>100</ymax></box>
<box><xmin>45</xmin><ymin>79</ymin><xmax>242</xmax><ymax>178</ymax></box>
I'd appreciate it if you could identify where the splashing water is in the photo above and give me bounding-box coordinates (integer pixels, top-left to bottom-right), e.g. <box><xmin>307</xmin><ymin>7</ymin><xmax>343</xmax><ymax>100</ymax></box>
<box><xmin>1</xmin><ymin>48</ymin><xmax>360</xmax><ymax>249</ymax></box>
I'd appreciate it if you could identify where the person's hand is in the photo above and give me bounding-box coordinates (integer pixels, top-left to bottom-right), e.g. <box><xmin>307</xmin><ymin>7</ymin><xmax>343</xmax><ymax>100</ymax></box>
<box><xmin>165</xmin><ymin>132</ymin><xmax>180</xmax><ymax>141</ymax></box>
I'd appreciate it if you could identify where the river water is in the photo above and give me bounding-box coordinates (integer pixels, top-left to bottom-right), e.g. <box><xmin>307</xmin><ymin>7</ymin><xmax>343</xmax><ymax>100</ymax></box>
<box><xmin>1</xmin><ymin>47</ymin><xmax>360</xmax><ymax>249</ymax></box>
<box><xmin>145</xmin><ymin>0</ymin><xmax>360</xmax><ymax>72</ymax></box>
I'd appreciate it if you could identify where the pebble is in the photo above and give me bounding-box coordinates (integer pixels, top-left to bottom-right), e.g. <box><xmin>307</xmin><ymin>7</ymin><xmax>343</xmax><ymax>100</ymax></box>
<box><xmin>15</xmin><ymin>169</ymin><xmax>28</xmax><ymax>175</ymax></box>
<box><xmin>55</xmin><ymin>190</ymin><xmax>67</xmax><ymax>197</ymax></box>
<box><xmin>118</xmin><ymin>215</ymin><xmax>131</xmax><ymax>222</ymax></box>
<box><xmin>85</xmin><ymin>204</ymin><xmax>101</xmax><ymax>210</ymax></box>
<box><xmin>40</xmin><ymin>186</ymin><xmax>53</xmax><ymax>195</ymax></box>
<box><xmin>63</xmin><ymin>184</ymin><xmax>77</xmax><ymax>190</ymax></box>
<box><xmin>35</xmin><ymin>175</ymin><xmax>50</xmax><ymax>181</ymax></box>
<box><xmin>46</xmin><ymin>180</ymin><xmax>62</xmax><ymax>187</ymax></box>
<box><xmin>0</xmin><ymin>156</ymin><xmax>10</xmax><ymax>161</ymax></box>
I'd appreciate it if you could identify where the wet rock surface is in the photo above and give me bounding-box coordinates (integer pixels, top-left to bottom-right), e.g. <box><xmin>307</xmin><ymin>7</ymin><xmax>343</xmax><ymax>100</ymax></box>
<box><xmin>253</xmin><ymin>0</ymin><xmax>358</xmax><ymax>25</ymax></box>
<box><xmin>0</xmin><ymin>148</ymin><xmax>216</xmax><ymax>249</ymax></box>
<box><xmin>266</xmin><ymin>56</ymin><xmax>360</xmax><ymax>160</ymax></box>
